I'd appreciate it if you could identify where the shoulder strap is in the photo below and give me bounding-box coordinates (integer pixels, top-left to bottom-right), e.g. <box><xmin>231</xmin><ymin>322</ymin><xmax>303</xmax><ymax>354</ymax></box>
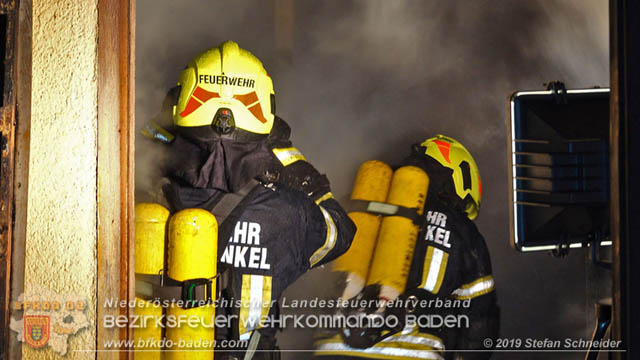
<box><xmin>243</xmin><ymin>330</ymin><xmax>261</xmax><ymax>360</ymax></box>
<box><xmin>211</xmin><ymin>179</ymin><xmax>261</xmax><ymax>224</ymax></box>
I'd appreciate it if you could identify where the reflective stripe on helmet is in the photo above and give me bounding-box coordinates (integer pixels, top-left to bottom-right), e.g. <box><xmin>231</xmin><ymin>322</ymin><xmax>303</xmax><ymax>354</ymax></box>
<box><xmin>433</xmin><ymin>140</ymin><xmax>451</xmax><ymax>164</ymax></box>
<box><xmin>179</xmin><ymin>86</ymin><xmax>221</xmax><ymax>118</ymax></box>
<box><xmin>233</xmin><ymin>91</ymin><xmax>268</xmax><ymax>124</ymax></box>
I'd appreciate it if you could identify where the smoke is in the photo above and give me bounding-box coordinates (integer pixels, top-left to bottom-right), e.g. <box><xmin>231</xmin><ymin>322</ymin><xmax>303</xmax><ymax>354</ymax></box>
<box><xmin>136</xmin><ymin>1</ymin><xmax>609</xmax><ymax>358</ymax></box>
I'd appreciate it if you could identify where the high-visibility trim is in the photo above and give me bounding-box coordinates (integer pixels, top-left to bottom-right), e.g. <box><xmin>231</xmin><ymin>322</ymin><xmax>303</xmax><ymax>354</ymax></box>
<box><xmin>434</xmin><ymin>140</ymin><xmax>452</xmax><ymax>164</ymax></box>
<box><xmin>433</xmin><ymin>250</ymin><xmax>448</xmax><ymax>294</ymax></box>
<box><xmin>233</xmin><ymin>91</ymin><xmax>259</xmax><ymax>106</ymax></box>
<box><xmin>451</xmin><ymin>275</ymin><xmax>495</xmax><ymax>300</ymax></box>
<box><xmin>259</xmin><ymin>276</ymin><xmax>273</xmax><ymax>328</ymax></box>
<box><xmin>180</xmin><ymin>98</ymin><xmax>202</xmax><ymax>118</ymax></box>
<box><xmin>315</xmin><ymin>192</ymin><xmax>334</xmax><ymax>205</ymax></box>
<box><xmin>375</xmin><ymin>341</ymin><xmax>440</xmax><ymax>352</ymax></box>
<box><xmin>309</xmin><ymin>206</ymin><xmax>337</xmax><ymax>267</ymax></box>
<box><xmin>421</xmin><ymin>247</ymin><xmax>449</xmax><ymax>294</ymax></box>
<box><xmin>421</xmin><ymin>247</ymin><xmax>434</xmax><ymax>290</ymax></box>
<box><xmin>239</xmin><ymin>274</ymin><xmax>252</xmax><ymax>336</ymax></box>
<box><xmin>239</xmin><ymin>274</ymin><xmax>272</xmax><ymax>337</ymax></box>
<box><xmin>248</xmin><ymin>275</ymin><xmax>263</xmax><ymax>329</ymax></box>
<box><xmin>247</xmin><ymin>103</ymin><xmax>268</xmax><ymax>124</ymax></box>
<box><xmin>180</xmin><ymin>86</ymin><xmax>221</xmax><ymax>117</ymax></box>
<box><xmin>272</xmin><ymin>147</ymin><xmax>306</xmax><ymax>166</ymax></box>
<box><xmin>381</xmin><ymin>324</ymin><xmax>445</xmax><ymax>350</ymax></box>
<box><xmin>315</xmin><ymin>339</ymin><xmax>443</xmax><ymax>360</ymax></box>
<box><xmin>193</xmin><ymin>86</ymin><xmax>220</xmax><ymax>103</ymax></box>
<box><xmin>233</xmin><ymin>92</ymin><xmax>268</xmax><ymax>124</ymax></box>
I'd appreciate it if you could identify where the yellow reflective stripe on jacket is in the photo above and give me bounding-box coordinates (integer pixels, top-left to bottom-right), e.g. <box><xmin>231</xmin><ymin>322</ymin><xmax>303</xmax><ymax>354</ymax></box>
<box><xmin>315</xmin><ymin>327</ymin><xmax>444</xmax><ymax>360</ymax></box>
<box><xmin>420</xmin><ymin>246</ymin><xmax>449</xmax><ymax>294</ymax></box>
<box><xmin>309</xmin><ymin>205</ymin><xmax>337</xmax><ymax>267</ymax></box>
<box><xmin>260</xmin><ymin>276</ymin><xmax>272</xmax><ymax>326</ymax></box>
<box><xmin>451</xmin><ymin>275</ymin><xmax>495</xmax><ymax>300</ymax></box>
<box><xmin>239</xmin><ymin>274</ymin><xmax>273</xmax><ymax>337</ymax></box>
<box><xmin>381</xmin><ymin>332</ymin><xmax>444</xmax><ymax>350</ymax></box>
<box><xmin>272</xmin><ymin>147</ymin><xmax>306</xmax><ymax>166</ymax></box>
<box><xmin>315</xmin><ymin>338</ymin><xmax>444</xmax><ymax>360</ymax></box>
<box><xmin>314</xmin><ymin>192</ymin><xmax>334</xmax><ymax>205</ymax></box>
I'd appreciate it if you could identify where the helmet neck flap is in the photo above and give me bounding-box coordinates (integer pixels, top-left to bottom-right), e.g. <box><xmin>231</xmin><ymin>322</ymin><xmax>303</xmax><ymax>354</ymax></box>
<box><xmin>165</xmin><ymin>117</ymin><xmax>292</xmax><ymax>193</ymax></box>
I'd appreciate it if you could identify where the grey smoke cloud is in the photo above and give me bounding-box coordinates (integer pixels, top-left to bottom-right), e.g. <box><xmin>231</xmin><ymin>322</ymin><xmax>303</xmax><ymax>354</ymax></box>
<box><xmin>136</xmin><ymin>1</ymin><xmax>609</xmax><ymax>358</ymax></box>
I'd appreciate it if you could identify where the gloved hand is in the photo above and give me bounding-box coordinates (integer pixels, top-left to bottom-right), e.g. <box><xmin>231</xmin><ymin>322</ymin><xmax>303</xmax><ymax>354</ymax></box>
<box><xmin>338</xmin><ymin>285</ymin><xmax>406</xmax><ymax>349</ymax></box>
<box><xmin>340</xmin><ymin>286</ymin><xmax>452</xmax><ymax>349</ymax></box>
<box><xmin>261</xmin><ymin>118</ymin><xmax>332</xmax><ymax>199</ymax></box>
<box><xmin>259</xmin><ymin>159</ymin><xmax>331</xmax><ymax>201</ymax></box>
<box><xmin>278</xmin><ymin>160</ymin><xmax>331</xmax><ymax>199</ymax></box>
<box><xmin>339</xmin><ymin>285</ymin><xmax>383</xmax><ymax>349</ymax></box>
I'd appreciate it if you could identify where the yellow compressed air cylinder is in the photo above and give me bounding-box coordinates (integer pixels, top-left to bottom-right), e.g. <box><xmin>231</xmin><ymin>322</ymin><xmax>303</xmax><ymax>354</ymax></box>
<box><xmin>166</xmin><ymin>209</ymin><xmax>217</xmax><ymax>360</ymax></box>
<box><xmin>367</xmin><ymin>166</ymin><xmax>429</xmax><ymax>301</ymax></box>
<box><xmin>333</xmin><ymin>161</ymin><xmax>393</xmax><ymax>300</ymax></box>
<box><xmin>135</xmin><ymin>203</ymin><xmax>170</xmax><ymax>275</ymax></box>
<box><xmin>134</xmin><ymin>203</ymin><xmax>169</xmax><ymax>359</ymax></box>
<box><xmin>134</xmin><ymin>297</ymin><xmax>163</xmax><ymax>359</ymax></box>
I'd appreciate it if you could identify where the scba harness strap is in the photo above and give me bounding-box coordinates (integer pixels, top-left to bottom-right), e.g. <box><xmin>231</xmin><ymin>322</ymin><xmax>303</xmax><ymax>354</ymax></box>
<box><xmin>347</xmin><ymin>199</ymin><xmax>424</xmax><ymax>226</ymax></box>
<box><xmin>134</xmin><ymin>272</ymin><xmax>217</xmax><ymax>308</ymax></box>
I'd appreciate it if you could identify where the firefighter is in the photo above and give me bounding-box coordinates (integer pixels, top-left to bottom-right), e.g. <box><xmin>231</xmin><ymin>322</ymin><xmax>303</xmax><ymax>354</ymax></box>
<box><xmin>159</xmin><ymin>41</ymin><xmax>356</xmax><ymax>359</ymax></box>
<box><xmin>315</xmin><ymin>135</ymin><xmax>499</xmax><ymax>360</ymax></box>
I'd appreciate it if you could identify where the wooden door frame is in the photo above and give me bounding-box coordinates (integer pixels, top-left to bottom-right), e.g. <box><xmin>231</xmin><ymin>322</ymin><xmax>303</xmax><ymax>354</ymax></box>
<box><xmin>0</xmin><ymin>0</ymin><xmax>136</xmax><ymax>358</ymax></box>
<box><xmin>0</xmin><ymin>0</ymin><xmax>19</xmax><ymax>357</ymax></box>
<box><xmin>97</xmin><ymin>0</ymin><xmax>136</xmax><ymax>357</ymax></box>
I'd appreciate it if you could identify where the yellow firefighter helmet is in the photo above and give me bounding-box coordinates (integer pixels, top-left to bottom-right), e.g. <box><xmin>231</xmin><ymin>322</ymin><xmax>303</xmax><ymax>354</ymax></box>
<box><xmin>173</xmin><ymin>41</ymin><xmax>275</xmax><ymax>135</ymax></box>
<box><xmin>421</xmin><ymin>135</ymin><xmax>482</xmax><ymax>220</ymax></box>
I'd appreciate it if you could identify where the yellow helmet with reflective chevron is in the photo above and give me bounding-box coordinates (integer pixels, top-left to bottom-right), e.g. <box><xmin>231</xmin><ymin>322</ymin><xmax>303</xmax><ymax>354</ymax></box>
<box><xmin>173</xmin><ymin>41</ymin><xmax>275</xmax><ymax>135</ymax></box>
<box><xmin>421</xmin><ymin>135</ymin><xmax>482</xmax><ymax>220</ymax></box>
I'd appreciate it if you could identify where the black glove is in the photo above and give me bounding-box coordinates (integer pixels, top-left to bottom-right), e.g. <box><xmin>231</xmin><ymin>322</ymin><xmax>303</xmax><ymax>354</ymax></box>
<box><xmin>338</xmin><ymin>285</ymin><xmax>407</xmax><ymax>349</ymax></box>
<box><xmin>341</xmin><ymin>286</ymin><xmax>452</xmax><ymax>349</ymax></box>
<box><xmin>265</xmin><ymin>160</ymin><xmax>331</xmax><ymax>201</ymax></box>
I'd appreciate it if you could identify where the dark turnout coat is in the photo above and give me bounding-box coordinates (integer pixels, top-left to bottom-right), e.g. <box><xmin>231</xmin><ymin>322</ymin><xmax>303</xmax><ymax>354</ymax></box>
<box><xmin>162</xmin><ymin>118</ymin><xmax>356</xmax><ymax>358</ymax></box>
